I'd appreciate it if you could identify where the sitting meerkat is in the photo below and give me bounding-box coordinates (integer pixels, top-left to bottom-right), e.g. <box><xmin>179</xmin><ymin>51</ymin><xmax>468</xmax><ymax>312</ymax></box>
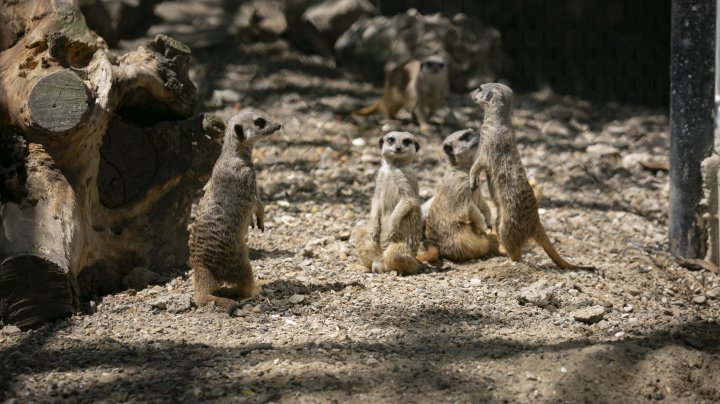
<box><xmin>355</xmin><ymin>55</ymin><xmax>448</xmax><ymax>132</ymax></box>
<box><xmin>418</xmin><ymin>128</ymin><xmax>499</xmax><ymax>262</ymax></box>
<box><xmin>468</xmin><ymin>83</ymin><xmax>594</xmax><ymax>271</ymax></box>
<box><xmin>189</xmin><ymin>110</ymin><xmax>281</xmax><ymax>309</ymax></box>
<box><xmin>354</xmin><ymin>131</ymin><xmax>423</xmax><ymax>275</ymax></box>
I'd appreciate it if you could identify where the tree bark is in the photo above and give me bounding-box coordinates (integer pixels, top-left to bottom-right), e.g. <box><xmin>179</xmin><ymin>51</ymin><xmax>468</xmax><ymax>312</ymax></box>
<box><xmin>0</xmin><ymin>0</ymin><xmax>222</xmax><ymax>329</ymax></box>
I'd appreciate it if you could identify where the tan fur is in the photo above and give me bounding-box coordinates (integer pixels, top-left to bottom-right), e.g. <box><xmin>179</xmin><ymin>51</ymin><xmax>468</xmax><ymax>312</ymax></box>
<box><xmin>421</xmin><ymin>129</ymin><xmax>499</xmax><ymax>262</ymax></box>
<box><xmin>468</xmin><ymin>83</ymin><xmax>595</xmax><ymax>271</ymax></box>
<box><xmin>354</xmin><ymin>131</ymin><xmax>422</xmax><ymax>275</ymax></box>
<box><xmin>189</xmin><ymin>111</ymin><xmax>281</xmax><ymax>309</ymax></box>
<box><xmin>355</xmin><ymin>56</ymin><xmax>448</xmax><ymax>132</ymax></box>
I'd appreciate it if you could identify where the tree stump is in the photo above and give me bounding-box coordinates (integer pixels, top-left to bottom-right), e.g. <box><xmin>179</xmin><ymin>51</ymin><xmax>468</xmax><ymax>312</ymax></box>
<box><xmin>0</xmin><ymin>0</ymin><xmax>222</xmax><ymax>329</ymax></box>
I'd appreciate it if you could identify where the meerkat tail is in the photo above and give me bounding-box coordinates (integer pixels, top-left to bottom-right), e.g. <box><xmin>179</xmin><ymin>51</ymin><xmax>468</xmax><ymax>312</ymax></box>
<box><xmin>416</xmin><ymin>241</ymin><xmax>440</xmax><ymax>262</ymax></box>
<box><xmin>533</xmin><ymin>224</ymin><xmax>595</xmax><ymax>271</ymax></box>
<box><xmin>354</xmin><ymin>100</ymin><xmax>381</xmax><ymax>116</ymax></box>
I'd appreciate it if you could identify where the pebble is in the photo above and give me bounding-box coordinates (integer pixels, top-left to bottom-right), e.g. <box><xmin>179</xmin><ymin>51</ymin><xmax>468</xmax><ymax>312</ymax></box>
<box><xmin>289</xmin><ymin>294</ymin><xmax>305</xmax><ymax>304</ymax></box>
<box><xmin>497</xmin><ymin>291</ymin><xmax>508</xmax><ymax>298</ymax></box>
<box><xmin>614</xmin><ymin>331</ymin><xmax>626</xmax><ymax>338</ymax></box>
<box><xmin>693</xmin><ymin>296</ymin><xmax>706</xmax><ymax>305</ymax></box>
<box><xmin>166</xmin><ymin>294</ymin><xmax>194</xmax><ymax>313</ymax></box>
<box><xmin>99</xmin><ymin>372</ymin><xmax>117</xmax><ymax>383</ymax></box>
<box><xmin>570</xmin><ymin>306</ymin><xmax>605</xmax><ymax>324</ymax></box>
<box><xmin>1</xmin><ymin>325</ymin><xmax>21</xmax><ymax>335</ymax></box>
<box><xmin>568</xmin><ymin>288</ymin><xmax>579</xmax><ymax>296</ymax></box>
<box><xmin>623</xmin><ymin>304</ymin><xmax>634</xmax><ymax>313</ymax></box>
<box><xmin>351</xmin><ymin>138</ymin><xmax>367</xmax><ymax>147</ymax></box>
<box><xmin>470</xmin><ymin>278</ymin><xmax>482</xmax><ymax>287</ymax></box>
<box><xmin>706</xmin><ymin>288</ymin><xmax>719</xmax><ymax>299</ymax></box>
<box><xmin>560</xmin><ymin>367</ymin><xmax>567</xmax><ymax>373</ymax></box>
<box><xmin>517</xmin><ymin>279</ymin><xmax>557</xmax><ymax>308</ymax></box>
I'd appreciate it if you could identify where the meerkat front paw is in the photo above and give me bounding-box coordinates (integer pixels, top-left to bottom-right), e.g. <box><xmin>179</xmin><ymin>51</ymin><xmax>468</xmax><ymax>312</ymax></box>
<box><xmin>371</xmin><ymin>260</ymin><xmax>386</xmax><ymax>273</ymax></box>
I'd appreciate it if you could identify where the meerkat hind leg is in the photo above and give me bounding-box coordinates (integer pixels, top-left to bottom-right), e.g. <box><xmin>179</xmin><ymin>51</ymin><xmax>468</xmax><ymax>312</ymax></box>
<box><xmin>194</xmin><ymin>269</ymin><xmax>243</xmax><ymax>309</ymax></box>
<box><xmin>353</xmin><ymin>225</ymin><xmax>383</xmax><ymax>271</ymax></box>
<box><xmin>228</xmin><ymin>255</ymin><xmax>262</xmax><ymax>299</ymax></box>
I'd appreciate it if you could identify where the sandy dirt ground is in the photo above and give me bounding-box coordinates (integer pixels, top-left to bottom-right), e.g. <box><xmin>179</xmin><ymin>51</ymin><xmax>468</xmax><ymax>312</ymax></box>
<box><xmin>1</xmin><ymin>20</ymin><xmax>720</xmax><ymax>404</ymax></box>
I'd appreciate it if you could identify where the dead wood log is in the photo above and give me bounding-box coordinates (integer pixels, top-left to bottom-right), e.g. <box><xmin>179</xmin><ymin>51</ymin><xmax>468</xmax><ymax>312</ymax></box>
<box><xmin>0</xmin><ymin>0</ymin><xmax>222</xmax><ymax>329</ymax></box>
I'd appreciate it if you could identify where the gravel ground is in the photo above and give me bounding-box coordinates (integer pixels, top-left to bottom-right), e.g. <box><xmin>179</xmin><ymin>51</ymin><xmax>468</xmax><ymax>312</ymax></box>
<box><xmin>2</xmin><ymin>28</ymin><xmax>720</xmax><ymax>404</ymax></box>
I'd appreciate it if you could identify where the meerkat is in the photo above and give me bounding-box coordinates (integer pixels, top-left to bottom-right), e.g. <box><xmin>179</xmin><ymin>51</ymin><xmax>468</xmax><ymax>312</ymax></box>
<box><xmin>418</xmin><ymin>128</ymin><xmax>498</xmax><ymax>262</ymax></box>
<box><xmin>355</xmin><ymin>55</ymin><xmax>448</xmax><ymax>132</ymax></box>
<box><xmin>354</xmin><ymin>131</ymin><xmax>423</xmax><ymax>275</ymax></box>
<box><xmin>468</xmin><ymin>83</ymin><xmax>594</xmax><ymax>271</ymax></box>
<box><xmin>188</xmin><ymin>110</ymin><xmax>281</xmax><ymax>309</ymax></box>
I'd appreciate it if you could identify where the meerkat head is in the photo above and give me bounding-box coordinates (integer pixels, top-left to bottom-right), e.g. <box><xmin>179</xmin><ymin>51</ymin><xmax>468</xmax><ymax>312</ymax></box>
<box><xmin>379</xmin><ymin>131</ymin><xmax>420</xmax><ymax>166</ymax></box>
<box><xmin>226</xmin><ymin>110</ymin><xmax>281</xmax><ymax>145</ymax></box>
<box><xmin>442</xmin><ymin>129</ymin><xmax>479</xmax><ymax>171</ymax></box>
<box><xmin>420</xmin><ymin>55</ymin><xmax>447</xmax><ymax>75</ymax></box>
<box><xmin>470</xmin><ymin>83</ymin><xmax>514</xmax><ymax>110</ymax></box>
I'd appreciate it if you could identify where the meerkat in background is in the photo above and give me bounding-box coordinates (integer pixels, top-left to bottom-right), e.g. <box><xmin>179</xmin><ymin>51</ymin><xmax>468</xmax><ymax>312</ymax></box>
<box><xmin>355</xmin><ymin>56</ymin><xmax>448</xmax><ymax>132</ymax></box>
<box><xmin>189</xmin><ymin>110</ymin><xmax>282</xmax><ymax>309</ymax></box>
<box><xmin>354</xmin><ymin>131</ymin><xmax>423</xmax><ymax>275</ymax></box>
<box><xmin>468</xmin><ymin>83</ymin><xmax>594</xmax><ymax>271</ymax></box>
<box><xmin>418</xmin><ymin>129</ymin><xmax>498</xmax><ymax>262</ymax></box>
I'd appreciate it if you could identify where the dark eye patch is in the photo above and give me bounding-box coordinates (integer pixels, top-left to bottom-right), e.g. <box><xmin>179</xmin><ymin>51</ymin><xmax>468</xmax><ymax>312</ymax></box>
<box><xmin>234</xmin><ymin>124</ymin><xmax>244</xmax><ymax>140</ymax></box>
<box><xmin>387</xmin><ymin>136</ymin><xmax>395</xmax><ymax>145</ymax></box>
<box><xmin>254</xmin><ymin>117</ymin><xmax>266</xmax><ymax>129</ymax></box>
<box><xmin>459</xmin><ymin>131</ymin><xmax>472</xmax><ymax>142</ymax></box>
<box><xmin>402</xmin><ymin>138</ymin><xmax>412</xmax><ymax>146</ymax></box>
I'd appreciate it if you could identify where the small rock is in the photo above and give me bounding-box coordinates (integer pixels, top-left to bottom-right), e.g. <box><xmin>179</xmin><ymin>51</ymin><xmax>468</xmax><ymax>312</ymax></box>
<box><xmin>586</xmin><ymin>144</ymin><xmax>620</xmax><ymax>157</ymax></box>
<box><xmin>614</xmin><ymin>331</ymin><xmax>626</xmax><ymax>338</ymax></box>
<box><xmin>625</xmin><ymin>286</ymin><xmax>641</xmax><ymax>296</ymax></box>
<box><xmin>470</xmin><ymin>278</ymin><xmax>482</xmax><ymax>287</ymax></box>
<box><xmin>693</xmin><ymin>296</ymin><xmax>706</xmax><ymax>304</ymax></box>
<box><xmin>167</xmin><ymin>294</ymin><xmax>194</xmax><ymax>313</ymax></box>
<box><xmin>351</xmin><ymin>138</ymin><xmax>367</xmax><ymax>147</ymax></box>
<box><xmin>560</xmin><ymin>367</ymin><xmax>567</xmax><ymax>373</ymax></box>
<box><xmin>432</xmin><ymin>374</ymin><xmax>451</xmax><ymax>390</ymax></box>
<box><xmin>497</xmin><ymin>291</ymin><xmax>508</xmax><ymax>298</ymax></box>
<box><xmin>568</xmin><ymin>288</ymin><xmax>579</xmax><ymax>296</ymax></box>
<box><xmin>525</xmin><ymin>372</ymin><xmax>538</xmax><ymax>381</ymax></box>
<box><xmin>517</xmin><ymin>279</ymin><xmax>557</xmax><ymax>308</ymax></box>
<box><xmin>623</xmin><ymin>304</ymin><xmax>634</xmax><ymax>313</ymax></box>
<box><xmin>289</xmin><ymin>294</ymin><xmax>305</xmax><ymax>304</ymax></box>
<box><xmin>123</xmin><ymin>266</ymin><xmax>160</xmax><ymax>291</ymax></box>
<box><xmin>706</xmin><ymin>288</ymin><xmax>719</xmax><ymax>299</ymax></box>
<box><xmin>207</xmin><ymin>89</ymin><xmax>240</xmax><ymax>108</ymax></box>
<box><xmin>570</xmin><ymin>306</ymin><xmax>605</xmax><ymax>324</ymax></box>
<box><xmin>99</xmin><ymin>372</ymin><xmax>117</xmax><ymax>383</ymax></box>
<box><xmin>1</xmin><ymin>325</ymin><xmax>21</xmax><ymax>335</ymax></box>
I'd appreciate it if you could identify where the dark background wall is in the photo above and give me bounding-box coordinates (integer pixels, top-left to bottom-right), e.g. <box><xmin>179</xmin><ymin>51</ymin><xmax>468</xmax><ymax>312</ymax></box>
<box><xmin>371</xmin><ymin>0</ymin><xmax>671</xmax><ymax>107</ymax></box>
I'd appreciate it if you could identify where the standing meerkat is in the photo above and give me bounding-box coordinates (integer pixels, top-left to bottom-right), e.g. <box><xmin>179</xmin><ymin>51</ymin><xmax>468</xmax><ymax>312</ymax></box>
<box><xmin>355</xmin><ymin>56</ymin><xmax>448</xmax><ymax>132</ymax></box>
<box><xmin>354</xmin><ymin>131</ymin><xmax>423</xmax><ymax>275</ymax></box>
<box><xmin>468</xmin><ymin>83</ymin><xmax>594</xmax><ymax>271</ymax></box>
<box><xmin>189</xmin><ymin>110</ymin><xmax>281</xmax><ymax>309</ymax></box>
<box><xmin>419</xmin><ymin>128</ymin><xmax>498</xmax><ymax>262</ymax></box>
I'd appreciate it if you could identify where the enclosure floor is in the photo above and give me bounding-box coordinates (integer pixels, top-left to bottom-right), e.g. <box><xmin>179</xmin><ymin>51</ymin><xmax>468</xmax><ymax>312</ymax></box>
<box><xmin>2</xmin><ymin>33</ymin><xmax>719</xmax><ymax>403</ymax></box>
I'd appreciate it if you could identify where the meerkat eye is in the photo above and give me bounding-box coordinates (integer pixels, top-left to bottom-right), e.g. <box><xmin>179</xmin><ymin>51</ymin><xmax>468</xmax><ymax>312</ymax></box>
<box><xmin>387</xmin><ymin>136</ymin><xmax>395</xmax><ymax>145</ymax></box>
<box><xmin>254</xmin><ymin>117</ymin><xmax>266</xmax><ymax>129</ymax></box>
<box><xmin>402</xmin><ymin>138</ymin><xmax>412</xmax><ymax>147</ymax></box>
<box><xmin>460</xmin><ymin>131</ymin><xmax>472</xmax><ymax>142</ymax></box>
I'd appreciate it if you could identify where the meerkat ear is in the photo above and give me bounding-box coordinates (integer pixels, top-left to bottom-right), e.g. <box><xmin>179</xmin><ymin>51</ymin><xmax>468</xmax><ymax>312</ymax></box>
<box><xmin>414</xmin><ymin>141</ymin><xmax>420</xmax><ymax>152</ymax></box>
<box><xmin>378</xmin><ymin>137</ymin><xmax>384</xmax><ymax>149</ymax></box>
<box><xmin>234</xmin><ymin>124</ymin><xmax>245</xmax><ymax>140</ymax></box>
